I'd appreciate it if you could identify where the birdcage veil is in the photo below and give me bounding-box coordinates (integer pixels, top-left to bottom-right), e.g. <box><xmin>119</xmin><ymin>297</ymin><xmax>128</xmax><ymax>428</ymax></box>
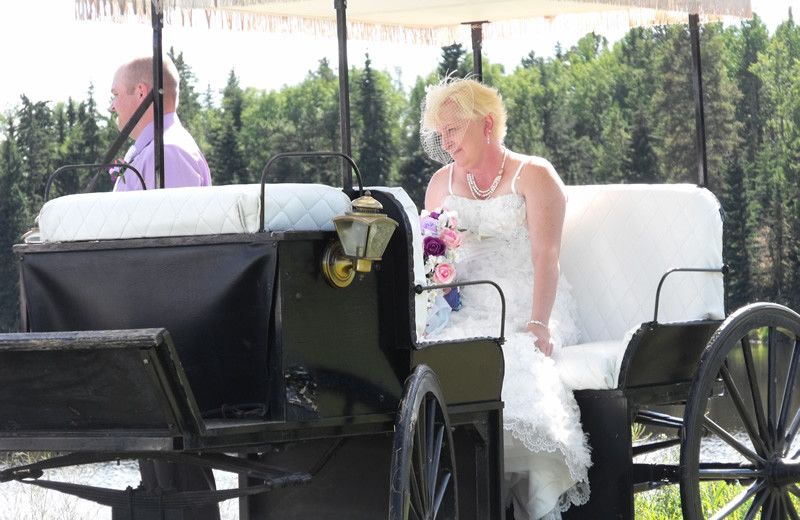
<box><xmin>420</xmin><ymin>76</ymin><xmax>476</xmax><ymax>165</ymax></box>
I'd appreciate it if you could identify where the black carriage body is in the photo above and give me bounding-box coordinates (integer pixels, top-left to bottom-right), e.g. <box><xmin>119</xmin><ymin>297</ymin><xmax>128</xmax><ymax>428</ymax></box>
<box><xmin>4</xmin><ymin>190</ymin><xmax>505</xmax><ymax>519</ymax></box>
<box><xmin>12</xmin><ymin>230</ymin><xmax>413</xmax><ymax>444</ymax></box>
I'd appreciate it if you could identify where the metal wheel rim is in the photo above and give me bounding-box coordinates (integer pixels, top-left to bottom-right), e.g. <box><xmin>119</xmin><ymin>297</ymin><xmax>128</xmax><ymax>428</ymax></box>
<box><xmin>681</xmin><ymin>303</ymin><xmax>800</xmax><ymax>520</ymax></box>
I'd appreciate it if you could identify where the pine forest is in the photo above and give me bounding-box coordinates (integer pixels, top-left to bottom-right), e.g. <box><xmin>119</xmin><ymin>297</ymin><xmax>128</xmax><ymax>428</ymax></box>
<box><xmin>1</xmin><ymin>14</ymin><xmax>799</xmax><ymax>331</ymax></box>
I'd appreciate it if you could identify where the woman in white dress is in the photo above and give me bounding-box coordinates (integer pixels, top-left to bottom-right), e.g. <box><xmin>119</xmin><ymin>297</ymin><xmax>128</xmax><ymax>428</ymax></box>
<box><xmin>421</xmin><ymin>77</ymin><xmax>591</xmax><ymax>520</ymax></box>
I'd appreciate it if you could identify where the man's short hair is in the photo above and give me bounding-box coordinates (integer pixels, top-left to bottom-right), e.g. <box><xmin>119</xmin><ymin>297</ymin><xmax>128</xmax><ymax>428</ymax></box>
<box><xmin>122</xmin><ymin>56</ymin><xmax>180</xmax><ymax>106</ymax></box>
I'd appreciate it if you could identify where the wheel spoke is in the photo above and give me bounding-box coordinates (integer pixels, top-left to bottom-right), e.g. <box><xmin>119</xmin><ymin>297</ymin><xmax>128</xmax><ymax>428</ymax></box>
<box><xmin>720</xmin><ymin>363</ymin><xmax>770</xmax><ymax>457</ymax></box>
<box><xmin>432</xmin><ymin>470</ymin><xmax>452</xmax><ymax>517</ymax></box>
<box><xmin>743</xmin><ymin>488</ymin><xmax>769</xmax><ymax>520</ymax></box>
<box><xmin>409</xmin><ymin>463</ymin><xmax>423</xmax><ymax>520</ymax></box>
<box><xmin>702</xmin><ymin>414</ymin><xmax>766</xmax><ymax>465</ymax></box>
<box><xmin>429</xmin><ymin>424</ymin><xmax>444</xmax><ymax>503</ymax></box>
<box><xmin>768</xmin><ymin>327</ymin><xmax>778</xmax><ymax>449</ymax></box>
<box><xmin>426</xmin><ymin>398</ymin><xmax>434</xmax><ymax>490</ymax></box>
<box><xmin>780</xmin><ymin>491</ymin><xmax>800</xmax><ymax>520</ymax></box>
<box><xmin>416</xmin><ymin>402</ymin><xmax>430</xmax><ymax>513</ymax></box>
<box><xmin>708</xmin><ymin>481</ymin><xmax>764</xmax><ymax>520</ymax></box>
<box><xmin>741</xmin><ymin>335</ymin><xmax>772</xmax><ymax>452</ymax></box>
<box><xmin>779</xmin><ymin>339</ymin><xmax>800</xmax><ymax>454</ymax></box>
<box><xmin>786</xmin><ymin>409</ymin><xmax>800</xmax><ymax>458</ymax></box>
<box><xmin>790</xmin><ymin>484</ymin><xmax>800</xmax><ymax>498</ymax></box>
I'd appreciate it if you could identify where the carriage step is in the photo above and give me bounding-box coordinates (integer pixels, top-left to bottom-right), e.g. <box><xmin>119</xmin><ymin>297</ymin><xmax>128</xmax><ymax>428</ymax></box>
<box><xmin>0</xmin><ymin>329</ymin><xmax>204</xmax><ymax>452</ymax></box>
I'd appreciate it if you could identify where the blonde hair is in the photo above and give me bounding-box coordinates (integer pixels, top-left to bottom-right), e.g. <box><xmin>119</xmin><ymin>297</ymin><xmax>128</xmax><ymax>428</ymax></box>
<box><xmin>120</xmin><ymin>56</ymin><xmax>180</xmax><ymax>107</ymax></box>
<box><xmin>421</xmin><ymin>77</ymin><xmax>507</xmax><ymax>143</ymax></box>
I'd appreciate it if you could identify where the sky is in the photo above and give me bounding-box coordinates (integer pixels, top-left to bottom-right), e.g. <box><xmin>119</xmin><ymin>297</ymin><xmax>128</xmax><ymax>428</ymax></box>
<box><xmin>0</xmin><ymin>0</ymin><xmax>795</xmax><ymax>113</ymax></box>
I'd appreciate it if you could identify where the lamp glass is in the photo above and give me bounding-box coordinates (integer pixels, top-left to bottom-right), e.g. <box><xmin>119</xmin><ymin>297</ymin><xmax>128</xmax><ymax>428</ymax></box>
<box><xmin>335</xmin><ymin>220</ymin><xmax>369</xmax><ymax>258</ymax></box>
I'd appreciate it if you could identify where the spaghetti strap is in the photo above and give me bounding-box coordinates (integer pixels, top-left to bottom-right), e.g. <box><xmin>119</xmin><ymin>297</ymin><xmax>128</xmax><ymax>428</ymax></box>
<box><xmin>511</xmin><ymin>160</ymin><xmax>526</xmax><ymax>195</ymax></box>
<box><xmin>448</xmin><ymin>163</ymin><xmax>455</xmax><ymax>195</ymax></box>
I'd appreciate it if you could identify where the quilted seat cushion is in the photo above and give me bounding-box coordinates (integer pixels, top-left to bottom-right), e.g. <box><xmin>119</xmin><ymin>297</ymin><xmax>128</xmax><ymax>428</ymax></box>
<box><xmin>552</xmin><ymin>340</ymin><xmax>626</xmax><ymax>391</ymax></box>
<box><xmin>37</xmin><ymin>184</ymin><xmax>352</xmax><ymax>242</ymax></box>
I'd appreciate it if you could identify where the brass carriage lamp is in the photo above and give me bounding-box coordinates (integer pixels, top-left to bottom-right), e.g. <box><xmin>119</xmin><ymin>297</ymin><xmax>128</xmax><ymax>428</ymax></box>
<box><xmin>322</xmin><ymin>192</ymin><xmax>398</xmax><ymax>288</ymax></box>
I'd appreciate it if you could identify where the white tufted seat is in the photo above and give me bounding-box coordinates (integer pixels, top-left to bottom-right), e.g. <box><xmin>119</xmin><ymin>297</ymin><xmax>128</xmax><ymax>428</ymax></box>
<box><xmin>553</xmin><ymin>184</ymin><xmax>725</xmax><ymax>390</ymax></box>
<box><xmin>36</xmin><ymin>184</ymin><xmax>352</xmax><ymax>242</ymax></box>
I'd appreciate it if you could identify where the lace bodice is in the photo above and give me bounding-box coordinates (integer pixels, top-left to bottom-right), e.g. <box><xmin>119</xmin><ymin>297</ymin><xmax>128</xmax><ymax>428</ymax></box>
<box><xmin>439</xmin><ymin>194</ymin><xmax>581</xmax><ymax>347</ymax></box>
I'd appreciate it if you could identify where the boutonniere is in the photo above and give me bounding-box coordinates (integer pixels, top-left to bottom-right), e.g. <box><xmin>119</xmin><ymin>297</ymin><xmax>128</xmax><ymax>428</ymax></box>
<box><xmin>108</xmin><ymin>158</ymin><xmax>129</xmax><ymax>183</ymax></box>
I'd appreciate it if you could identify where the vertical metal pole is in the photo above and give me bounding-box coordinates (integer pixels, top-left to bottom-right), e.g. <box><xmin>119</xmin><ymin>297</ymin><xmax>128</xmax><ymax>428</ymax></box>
<box><xmin>151</xmin><ymin>1</ymin><xmax>165</xmax><ymax>189</ymax></box>
<box><xmin>470</xmin><ymin>22</ymin><xmax>485</xmax><ymax>82</ymax></box>
<box><xmin>334</xmin><ymin>0</ymin><xmax>353</xmax><ymax>193</ymax></box>
<box><xmin>689</xmin><ymin>14</ymin><xmax>708</xmax><ymax>187</ymax></box>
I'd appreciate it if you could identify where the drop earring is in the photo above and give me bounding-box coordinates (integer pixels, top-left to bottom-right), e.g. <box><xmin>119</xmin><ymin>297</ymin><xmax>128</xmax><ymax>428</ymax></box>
<box><xmin>486</xmin><ymin>131</ymin><xmax>491</xmax><ymax>144</ymax></box>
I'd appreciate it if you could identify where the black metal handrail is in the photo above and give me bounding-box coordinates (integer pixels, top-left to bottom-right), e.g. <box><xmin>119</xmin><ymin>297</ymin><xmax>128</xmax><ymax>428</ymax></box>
<box><xmin>415</xmin><ymin>279</ymin><xmax>506</xmax><ymax>344</ymax></box>
<box><xmin>46</xmin><ymin>163</ymin><xmax>145</xmax><ymax>202</ymax></box>
<box><xmin>653</xmin><ymin>266</ymin><xmax>728</xmax><ymax>323</ymax></box>
<box><xmin>258</xmin><ymin>151</ymin><xmax>365</xmax><ymax>233</ymax></box>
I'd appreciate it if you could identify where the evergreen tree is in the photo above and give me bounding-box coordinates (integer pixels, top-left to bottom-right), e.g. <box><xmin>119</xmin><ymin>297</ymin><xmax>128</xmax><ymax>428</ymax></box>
<box><xmin>169</xmin><ymin>48</ymin><xmax>205</xmax><ymax>149</ymax></box>
<box><xmin>437</xmin><ymin>44</ymin><xmax>467</xmax><ymax>78</ymax></box>
<box><xmin>499</xmin><ymin>65</ymin><xmax>547</xmax><ymax>156</ymax></box>
<box><xmin>354</xmin><ymin>53</ymin><xmax>393</xmax><ymax>186</ymax></box>
<box><xmin>397</xmin><ymin>76</ymin><xmax>439</xmax><ymax>208</ymax></box>
<box><xmin>614</xmin><ymin>27</ymin><xmax>660</xmax><ymax>182</ymax></box>
<box><xmin>0</xmin><ymin>122</ymin><xmax>28</xmax><ymax>332</ymax></box>
<box><xmin>750</xmin><ymin>14</ymin><xmax>800</xmax><ymax>304</ymax></box>
<box><xmin>15</xmin><ymin>95</ymin><xmax>57</xmax><ymax>212</ymax></box>
<box><xmin>206</xmin><ymin>70</ymin><xmax>247</xmax><ymax>184</ymax></box>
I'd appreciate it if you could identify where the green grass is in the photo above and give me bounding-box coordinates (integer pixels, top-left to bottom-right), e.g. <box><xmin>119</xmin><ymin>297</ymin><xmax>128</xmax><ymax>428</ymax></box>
<box><xmin>635</xmin><ymin>481</ymin><xmax>747</xmax><ymax>519</ymax></box>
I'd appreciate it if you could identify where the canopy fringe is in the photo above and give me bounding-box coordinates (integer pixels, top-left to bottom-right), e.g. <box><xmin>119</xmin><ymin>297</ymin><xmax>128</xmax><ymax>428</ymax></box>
<box><xmin>74</xmin><ymin>0</ymin><xmax>752</xmax><ymax>46</ymax></box>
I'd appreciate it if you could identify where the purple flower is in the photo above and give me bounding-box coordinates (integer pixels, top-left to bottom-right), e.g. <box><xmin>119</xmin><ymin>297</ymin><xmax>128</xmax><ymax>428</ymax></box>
<box><xmin>423</xmin><ymin>236</ymin><xmax>446</xmax><ymax>259</ymax></box>
<box><xmin>420</xmin><ymin>216</ymin><xmax>438</xmax><ymax>235</ymax></box>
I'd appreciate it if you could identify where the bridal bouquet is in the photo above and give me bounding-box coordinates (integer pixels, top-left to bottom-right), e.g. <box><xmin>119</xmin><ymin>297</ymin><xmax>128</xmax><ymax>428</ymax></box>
<box><xmin>420</xmin><ymin>208</ymin><xmax>462</xmax><ymax>335</ymax></box>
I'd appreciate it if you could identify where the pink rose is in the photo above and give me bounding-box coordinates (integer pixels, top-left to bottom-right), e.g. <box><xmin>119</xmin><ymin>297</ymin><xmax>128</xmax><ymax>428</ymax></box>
<box><xmin>447</xmin><ymin>213</ymin><xmax>458</xmax><ymax>229</ymax></box>
<box><xmin>433</xmin><ymin>263</ymin><xmax>456</xmax><ymax>284</ymax></box>
<box><xmin>440</xmin><ymin>228</ymin><xmax>462</xmax><ymax>249</ymax></box>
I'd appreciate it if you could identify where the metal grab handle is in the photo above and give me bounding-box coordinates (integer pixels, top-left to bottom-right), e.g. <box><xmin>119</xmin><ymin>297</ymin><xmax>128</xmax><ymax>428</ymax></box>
<box><xmin>46</xmin><ymin>163</ymin><xmax>145</xmax><ymax>202</ymax></box>
<box><xmin>258</xmin><ymin>151</ymin><xmax>365</xmax><ymax>233</ymax></box>
<box><xmin>415</xmin><ymin>279</ymin><xmax>506</xmax><ymax>344</ymax></box>
<box><xmin>84</xmin><ymin>90</ymin><xmax>154</xmax><ymax>194</ymax></box>
<box><xmin>653</xmin><ymin>266</ymin><xmax>728</xmax><ymax>322</ymax></box>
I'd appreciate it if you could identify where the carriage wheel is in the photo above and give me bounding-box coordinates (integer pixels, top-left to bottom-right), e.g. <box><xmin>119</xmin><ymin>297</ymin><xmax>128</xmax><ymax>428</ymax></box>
<box><xmin>389</xmin><ymin>365</ymin><xmax>458</xmax><ymax>520</ymax></box>
<box><xmin>681</xmin><ymin>303</ymin><xmax>800</xmax><ymax>519</ymax></box>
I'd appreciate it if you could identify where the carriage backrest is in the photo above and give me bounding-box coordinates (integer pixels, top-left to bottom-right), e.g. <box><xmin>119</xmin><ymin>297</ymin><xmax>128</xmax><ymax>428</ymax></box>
<box><xmin>560</xmin><ymin>184</ymin><xmax>725</xmax><ymax>343</ymax></box>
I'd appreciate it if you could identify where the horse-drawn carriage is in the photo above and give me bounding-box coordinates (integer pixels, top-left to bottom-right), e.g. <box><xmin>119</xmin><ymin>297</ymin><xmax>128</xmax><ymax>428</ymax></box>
<box><xmin>4</xmin><ymin>1</ymin><xmax>798</xmax><ymax>519</ymax></box>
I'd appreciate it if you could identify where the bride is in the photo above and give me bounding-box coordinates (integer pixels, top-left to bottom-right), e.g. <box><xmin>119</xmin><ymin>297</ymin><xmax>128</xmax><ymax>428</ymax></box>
<box><xmin>420</xmin><ymin>77</ymin><xmax>590</xmax><ymax>520</ymax></box>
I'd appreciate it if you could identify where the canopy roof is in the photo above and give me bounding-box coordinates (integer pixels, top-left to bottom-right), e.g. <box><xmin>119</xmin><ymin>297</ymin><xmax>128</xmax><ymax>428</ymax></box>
<box><xmin>76</xmin><ymin>0</ymin><xmax>753</xmax><ymax>45</ymax></box>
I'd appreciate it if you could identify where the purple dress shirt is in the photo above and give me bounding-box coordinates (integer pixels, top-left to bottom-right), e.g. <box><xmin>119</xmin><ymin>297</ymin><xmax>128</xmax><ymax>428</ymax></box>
<box><xmin>114</xmin><ymin>112</ymin><xmax>212</xmax><ymax>191</ymax></box>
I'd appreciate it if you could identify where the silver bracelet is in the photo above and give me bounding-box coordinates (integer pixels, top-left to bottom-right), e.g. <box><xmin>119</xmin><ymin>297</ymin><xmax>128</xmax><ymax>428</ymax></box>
<box><xmin>527</xmin><ymin>320</ymin><xmax>550</xmax><ymax>333</ymax></box>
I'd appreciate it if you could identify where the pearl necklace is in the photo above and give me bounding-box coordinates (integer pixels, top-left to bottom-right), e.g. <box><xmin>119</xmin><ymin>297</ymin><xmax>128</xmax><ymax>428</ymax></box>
<box><xmin>467</xmin><ymin>148</ymin><xmax>508</xmax><ymax>200</ymax></box>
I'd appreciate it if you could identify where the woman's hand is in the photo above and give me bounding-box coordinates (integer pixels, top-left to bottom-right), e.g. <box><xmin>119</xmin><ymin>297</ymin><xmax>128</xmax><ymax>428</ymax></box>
<box><xmin>533</xmin><ymin>335</ymin><xmax>553</xmax><ymax>356</ymax></box>
<box><xmin>526</xmin><ymin>322</ymin><xmax>553</xmax><ymax>356</ymax></box>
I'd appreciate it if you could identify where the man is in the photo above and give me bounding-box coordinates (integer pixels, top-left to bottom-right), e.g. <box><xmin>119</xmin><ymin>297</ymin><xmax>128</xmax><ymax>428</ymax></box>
<box><xmin>109</xmin><ymin>55</ymin><xmax>219</xmax><ymax>520</ymax></box>
<box><xmin>109</xmin><ymin>55</ymin><xmax>211</xmax><ymax>191</ymax></box>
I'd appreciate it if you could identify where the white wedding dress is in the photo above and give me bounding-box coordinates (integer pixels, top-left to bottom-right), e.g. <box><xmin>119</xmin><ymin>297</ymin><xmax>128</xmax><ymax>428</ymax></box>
<box><xmin>426</xmin><ymin>165</ymin><xmax>591</xmax><ymax>519</ymax></box>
